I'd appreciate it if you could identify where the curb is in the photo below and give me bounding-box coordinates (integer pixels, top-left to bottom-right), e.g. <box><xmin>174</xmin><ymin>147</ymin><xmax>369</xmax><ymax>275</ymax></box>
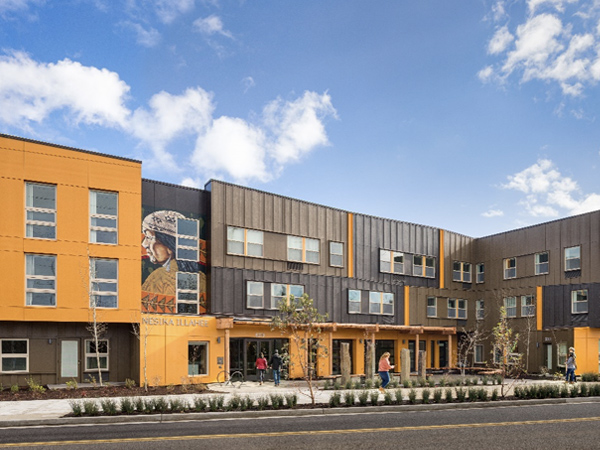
<box><xmin>2</xmin><ymin>396</ymin><xmax>599</xmax><ymax>428</ymax></box>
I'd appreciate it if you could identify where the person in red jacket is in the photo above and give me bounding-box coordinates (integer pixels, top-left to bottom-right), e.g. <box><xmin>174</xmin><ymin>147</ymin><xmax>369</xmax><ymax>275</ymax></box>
<box><xmin>378</xmin><ymin>352</ymin><xmax>394</xmax><ymax>392</ymax></box>
<box><xmin>255</xmin><ymin>352</ymin><xmax>268</xmax><ymax>385</ymax></box>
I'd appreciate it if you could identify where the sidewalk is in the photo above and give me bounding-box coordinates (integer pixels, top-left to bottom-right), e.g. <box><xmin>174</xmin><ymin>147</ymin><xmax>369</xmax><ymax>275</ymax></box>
<box><xmin>0</xmin><ymin>378</ymin><xmax>593</xmax><ymax>428</ymax></box>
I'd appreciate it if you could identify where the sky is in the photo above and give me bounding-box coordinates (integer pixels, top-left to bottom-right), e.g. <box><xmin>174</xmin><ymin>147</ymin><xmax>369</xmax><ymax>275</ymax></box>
<box><xmin>2</xmin><ymin>0</ymin><xmax>600</xmax><ymax>238</ymax></box>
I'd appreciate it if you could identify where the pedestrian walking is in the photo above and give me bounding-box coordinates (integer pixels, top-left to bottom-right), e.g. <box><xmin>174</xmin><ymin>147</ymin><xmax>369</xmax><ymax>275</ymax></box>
<box><xmin>378</xmin><ymin>352</ymin><xmax>394</xmax><ymax>392</ymax></box>
<box><xmin>256</xmin><ymin>352</ymin><xmax>268</xmax><ymax>385</ymax></box>
<box><xmin>269</xmin><ymin>349</ymin><xmax>283</xmax><ymax>386</ymax></box>
<box><xmin>566</xmin><ymin>347</ymin><xmax>577</xmax><ymax>383</ymax></box>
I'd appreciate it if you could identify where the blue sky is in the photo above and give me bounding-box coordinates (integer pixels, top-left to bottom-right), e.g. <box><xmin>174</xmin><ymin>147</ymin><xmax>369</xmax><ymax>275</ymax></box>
<box><xmin>2</xmin><ymin>0</ymin><xmax>600</xmax><ymax>237</ymax></box>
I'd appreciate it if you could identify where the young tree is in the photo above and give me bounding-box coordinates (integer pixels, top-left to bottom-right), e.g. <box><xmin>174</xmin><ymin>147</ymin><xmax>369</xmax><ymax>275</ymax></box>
<box><xmin>491</xmin><ymin>306</ymin><xmax>523</xmax><ymax>397</ymax></box>
<box><xmin>456</xmin><ymin>326</ymin><xmax>487</xmax><ymax>377</ymax></box>
<box><xmin>271</xmin><ymin>293</ymin><xmax>328</xmax><ymax>405</ymax></box>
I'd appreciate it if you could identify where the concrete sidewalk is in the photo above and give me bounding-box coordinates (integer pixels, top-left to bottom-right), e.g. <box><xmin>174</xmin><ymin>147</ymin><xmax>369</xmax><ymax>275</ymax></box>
<box><xmin>0</xmin><ymin>378</ymin><xmax>589</xmax><ymax>427</ymax></box>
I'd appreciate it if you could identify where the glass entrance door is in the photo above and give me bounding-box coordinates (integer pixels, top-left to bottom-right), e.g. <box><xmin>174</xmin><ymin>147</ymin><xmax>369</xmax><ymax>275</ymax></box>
<box><xmin>244</xmin><ymin>339</ymin><xmax>272</xmax><ymax>381</ymax></box>
<box><xmin>61</xmin><ymin>340</ymin><xmax>79</xmax><ymax>379</ymax></box>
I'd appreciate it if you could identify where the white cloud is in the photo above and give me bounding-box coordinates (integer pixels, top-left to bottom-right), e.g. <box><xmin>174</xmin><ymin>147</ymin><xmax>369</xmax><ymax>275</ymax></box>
<box><xmin>120</xmin><ymin>21</ymin><xmax>161</xmax><ymax>47</ymax></box>
<box><xmin>477</xmin><ymin>65</ymin><xmax>495</xmax><ymax>83</ymax></box>
<box><xmin>0</xmin><ymin>0</ymin><xmax>41</xmax><ymax>15</ymax></box>
<box><xmin>242</xmin><ymin>76</ymin><xmax>255</xmax><ymax>93</ymax></box>
<box><xmin>153</xmin><ymin>0</ymin><xmax>195</xmax><ymax>24</ymax></box>
<box><xmin>193</xmin><ymin>14</ymin><xmax>232</xmax><ymax>38</ymax></box>
<box><xmin>502</xmin><ymin>159</ymin><xmax>600</xmax><ymax>217</ymax></box>
<box><xmin>488</xmin><ymin>26</ymin><xmax>514</xmax><ymax>54</ymax></box>
<box><xmin>482</xmin><ymin>209</ymin><xmax>504</xmax><ymax>218</ymax></box>
<box><xmin>528</xmin><ymin>0</ymin><xmax>578</xmax><ymax>14</ymax></box>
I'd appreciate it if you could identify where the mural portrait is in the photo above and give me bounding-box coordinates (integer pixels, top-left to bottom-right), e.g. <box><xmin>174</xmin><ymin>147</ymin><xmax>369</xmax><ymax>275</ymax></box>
<box><xmin>141</xmin><ymin>209</ymin><xmax>207</xmax><ymax>315</ymax></box>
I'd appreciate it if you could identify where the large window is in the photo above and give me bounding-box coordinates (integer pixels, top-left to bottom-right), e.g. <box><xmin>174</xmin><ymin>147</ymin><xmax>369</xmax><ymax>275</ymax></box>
<box><xmin>535</xmin><ymin>252</ymin><xmax>549</xmax><ymax>275</ymax></box>
<box><xmin>247</xmin><ymin>281</ymin><xmax>264</xmax><ymax>309</ymax></box>
<box><xmin>1</xmin><ymin>340</ymin><xmax>28</xmax><ymax>373</ymax></box>
<box><xmin>476</xmin><ymin>299</ymin><xmax>484</xmax><ymax>320</ymax></box>
<box><xmin>90</xmin><ymin>190</ymin><xmax>118</xmax><ymax>244</ymax></box>
<box><xmin>227</xmin><ymin>227</ymin><xmax>263</xmax><ymax>257</ymax></box>
<box><xmin>348</xmin><ymin>289</ymin><xmax>361</xmax><ymax>314</ymax></box>
<box><xmin>476</xmin><ymin>263</ymin><xmax>485</xmax><ymax>283</ymax></box>
<box><xmin>369</xmin><ymin>292</ymin><xmax>394</xmax><ymax>315</ymax></box>
<box><xmin>448</xmin><ymin>299</ymin><xmax>457</xmax><ymax>319</ymax></box>
<box><xmin>26</xmin><ymin>254</ymin><xmax>56</xmax><ymax>306</ymax></box>
<box><xmin>177</xmin><ymin>218</ymin><xmax>199</xmax><ymax>261</ymax></box>
<box><xmin>427</xmin><ymin>297</ymin><xmax>437</xmax><ymax>318</ymax></box>
<box><xmin>474</xmin><ymin>344</ymin><xmax>484</xmax><ymax>364</ymax></box>
<box><xmin>380</xmin><ymin>250</ymin><xmax>404</xmax><ymax>274</ymax></box>
<box><xmin>90</xmin><ymin>258</ymin><xmax>118</xmax><ymax>308</ymax></box>
<box><xmin>177</xmin><ymin>272</ymin><xmax>199</xmax><ymax>314</ymax></box>
<box><xmin>25</xmin><ymin>182</ymin><xmax>56</xmax><ymax>239</ymax></box>
<box><xmin>504</xmin><ymin>257</ymin><xmax>516</xmax><ymax>279</ymax></box>
<box><xmin>85</xmin><ymin>340</ymin><xmax>108</xmax><ymax>371</ymax></box>
<box><xmin>453</xmin><ymin>262</ymin><xmax>471</xmax><ymax>282</ymax></box>
<box><xmin>413</xmin><ymin>255</ymin><xmax>435</xmax><ymax>278</ymax></box>
<box><xmin>572</xmin><ymin>289</ymin><xmax>588</xmax><ymax>314</ymax></box>
<box><xmin>287</xmin><ymin>236</ymin><xmax>319</xmax><ymax>264</ymax></box>
<box><xmin>329</xmin><ymin>242</ymin><xmax>344</xmax><ymax>267</ymax></box>
<box><xmin>188</xmin><ymin>341</ymin><xmax>208</xmax><ymax>376</ymax></box>
<box><xmin>504</xmin><ymin>297</ymin><xmax>517</xmax><ymax>318</ymax></box>
<box><xmin>271</xmin><ymin>284</ymin><xmax>304</xmax><ymax>309</ymax></box>
<box><xmin>521</xmin><ymin>295</ymin><xmax>535</xmax><ymax>317</ymax></box>
<box><xmin>565</xmin><ymin>246</ymin><xmax>581</xmax><ymax>271</ymax></box>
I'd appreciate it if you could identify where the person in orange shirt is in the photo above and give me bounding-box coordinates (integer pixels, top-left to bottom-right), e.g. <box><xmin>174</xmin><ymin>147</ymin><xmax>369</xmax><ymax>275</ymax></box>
<box><xmin>378</xmin><ymin>352</ymin><xmax>394</xmax><ymax>392</ymax></box>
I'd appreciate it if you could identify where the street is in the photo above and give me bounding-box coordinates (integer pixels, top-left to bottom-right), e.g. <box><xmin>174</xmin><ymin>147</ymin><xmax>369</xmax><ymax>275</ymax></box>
<box><xmin>1</xmin><ymin>400</ymin><xmax>599</xmax><ymax>449</ymax></box>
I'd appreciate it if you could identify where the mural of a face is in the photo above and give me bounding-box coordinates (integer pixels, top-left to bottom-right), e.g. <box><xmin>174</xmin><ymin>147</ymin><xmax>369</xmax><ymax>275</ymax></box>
<box><xmin>142</xmin><ymin>230</ymin><xmax>173</xmax><ymax>265</ymax></box>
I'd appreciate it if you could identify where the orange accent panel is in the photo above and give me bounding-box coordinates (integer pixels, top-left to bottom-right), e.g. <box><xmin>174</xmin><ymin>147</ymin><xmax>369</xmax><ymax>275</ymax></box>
<box><xmin>439</xmin><ymin>229</ymin><xmax>445</xmax><ymax>289</ymax></box>
<box><xmin>404</xmin><ymin>285</ymin><xmax>410</xmax><ymax>325</ymax></box>
<box><xmin>536</xmin><ymin>285</ymin><xmax>543</xmax><ymax>330</ymax></box>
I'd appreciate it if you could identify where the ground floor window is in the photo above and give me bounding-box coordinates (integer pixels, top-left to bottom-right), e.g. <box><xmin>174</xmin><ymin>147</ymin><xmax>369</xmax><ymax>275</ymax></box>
<box><xmin>188</xmin><ymin>341</ymin><xmax>208</xmax><ymax>376</ymax></box>
<box><xmin>474</xmin><ymin>344</ymin><xmax>484</xmax><ymax>363</ymax></box>
<box><xmin>85</xmin><ymin>340</ymin><xmax>109</xmax><ymax>371</ymax></box>
<box><xmin>1</xmin><ymin>339</ymin><xmax>28</xmax><ymax>373</ymax></box>
<box><xmin>332</xmin><ymin>339</ymin><xmax>354</xmax><ymax>375</ymax></box>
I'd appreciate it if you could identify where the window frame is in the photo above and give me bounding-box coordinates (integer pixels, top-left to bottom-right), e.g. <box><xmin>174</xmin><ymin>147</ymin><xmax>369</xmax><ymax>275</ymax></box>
<box><xmin>413</xmin><ymin>255</ymin><xmax>435</xmax><ymax>278</ymax></box>
<box><xmin>329</xmin><ymin>241</ymin><xmax>344</xmax><ymax>267</ymax></box>
<box><xmin>535</xmin><ymin>252</ymin><xmax>549</xmax><ymax>275</ymax></box>
<box><xmin>85</xmin><ymin>339</ymin><xmax>109</xmax><ymax>372</ymax></box>
<box><xmin>504</xmin><ymin>257</ymin><xmax>516</xmax><ymax>279</ymax></box>
<box><xmin>521</xmin><ymin>295</ymin><xmax>535</xmax><ymax>317</ymax></box>
<box><xmin>476</xmin><ymin>299</ymin><xmax>484</xmax><ymax>320</ymax></box>
<box><xmin>176</xmin><ymin>271</ymin><xmax>200</xmax><ymax>314</ymax></box>
<box><xmin>188</xmin><ymin>341</ymin><xmax>209</xmax><ymax>376</ymax></box>
<box><xmin>427</xmin><ymin>296</ymin><xmax>437</xmax><ymax>318</ymax></box>
<box><xmin>474</xmin><ymin>344</ymin><xmax>484</xmax><ymax>364</ymax></box>
<box><xmin>287</xmin><ymin>235</ymin><xmax>320</xmax><ymax>264</ymax></box>
<box><xmin>452</xmin><ymin>261</ymin><xmax>472</xmax><ymax>283</ymax></box>
<box><xmin>380</xmin><ymin>249</ymin><xmax>404</xmax><ymax>274</ymax></box>
<box><xmin>25</xmin><ymin>182</ymin><xmax>56</xmax><ymax>240</ymax></box>
<box><xmin>176</xmin><ymin>218</ymin><xmax>200</xmax><ymax>262</ymax></box>
<box><xmin>1</xmin><ymin>339</ymin><xmax>29</xmax><ymax>373</ymax></box>
<box><xmin>246</xmin><ymin>281</ymin><xmax>265</xmax><ymax>309</ymax></box>
<box><xmin>447</xmin><ymin>298</ymin><xmax>457</xmax><ymax>319</ymax></box>
<box><xmin>270</xmin><ymin>283</ymin><xmax>304</xmax><ymax>310</ymax></box>
<box><xmin>25</xmin><ymin>253</ymin><xmax>57</xmax><ymax>307</ymax></box>
<box><xmin>504</xmin><ymin>296</ymin><xmax>517</xmax><ymax>318</ymax></box>
<box><xmin>348</xmin><ymin>289</ymin><xmax>361</xmax><ymax>314</ymax></box>
<box><xmin>227</xmin><ymin>226</ymin><xmax>264</xmax><ymax>258</ymax></box>
<box><xmin>90</xmin><ymin>258</ymin><xmax>118</xmax><ymax>309</ymax></box>
<box><xmin>89</xmin><ymin>190</ymin><xmax>118</xmax><ymax>245</ymax></box>
<box><xmin>457</xmin><ymin>299</ymin><xmax>467</xmax><ymax>319</ymax></box>
<box><xmin>369</xmin><ymin>291</ymin><xmax>394</xmax><ymax>315</ymax></box>
<box><xmin>565</xmin><ymin>246</ymin><xmax>581</xmax><ymax>271</ymax></box>
<box><xmin>571</xmin><ymin>289</ymin><xmax>588</xmax><ymax>314</ymax></box>
<box><xmin>476</xmin><ymin>263</ymin><xmax>485</xmax><ymax>284</ymax></box>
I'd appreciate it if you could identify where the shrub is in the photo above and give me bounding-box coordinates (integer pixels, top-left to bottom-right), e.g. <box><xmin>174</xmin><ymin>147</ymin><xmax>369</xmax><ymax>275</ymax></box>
<box><xmin>269</xmin><ymin>394</ymin><xmax>284</xmax><ymax>409</ymax></box>
<box><xmin>344</xmin><ymin>390</ymin><xmax>356</xmax><ymax>406</ymax></box>
<box><xmin>143</xmin><ymin>398</ymin><xmax>156</xmax><ymax>414</ymax></box>
<box><xmin>433</xmin><ymin>388</ymin><xmax>443</xmax><ymax>403</ymax></box>
<box><xmin>333</xmin><ymin>381</ymin><xmax>342</xmax><ymax>390</ymax></box>
<box><xmin>83</xmin><ymin>400</ymin><xmax>100</xmax><ymax>416</ymax></box>
<box><xmin>69</xmin><ymin>400</ymin><xmax>83</xmax><ymax>416</ymax></box>
<box><xmin>364</xmin><ymin>379</ymin><xmax>374</xmax><ymax>389</ymax></box>
<box><xmin>323</xmin><ymin>380</ymin><xmax>331</xmax><ymax>390</ymax></box>
<box><xmin>374</xmin><ymin>378</ymin><xmax>381</xmax><ymax>388</ymax></box>
<box><xmin>383</xmin><ymin>391</ymin><xmax>393</xmax><ymax>405</ymax></box>
<box><xmin>591</xmin><ymin>383</ymin><xmax>600</xmax><ymax>396</ymax></box>
<box><xmin>358</xmin><ymin>390</ymin><xmax>369</xmax><ymax>406</ymax></box>
<box><xmin>388</xmin><ymin>379</ymin><xmax>399</xmax><ymax>389</ymax></box>
<box><xmin>208</xmin><ymin>396</ymin><xmax>224</xmax><ymax>412</ymax></box>
<box><xmin>370</xmin><ymin>390</ymin><xmax>380</xmax><ymax>405</ymax></box>
<box><xmin>478</xmin><ymin>388</ymin><xmax>488</xmax><ymax>401</ymax></box>
<box><xmin>514</xmin><ymin>386</ymin><xmax>524</xmax><ymax>399</ymax></box>
<box><xmin>569</xmin><ymin>385</ymin><xmax>578</xmax><ymax>398</ymax></box>
<box><xmin>353</xmin><ymin>380</ymin><xmax>362</xmax><ymax>390</ymax></box>
<box><xmin>402</xmin><ymin>379</ymin><xmax>412</xmax><ymax>388</ymax></box>
<box><xmin>120</xmin><ymin>397</ymin><xmax>135</xmax><ymax>414</ymax></box>
<box><xmin>417</xmin><ymin>377</ymin><xmax>427</xmax><ymax>387</ymax></box>
<box><xmin>193</xmin><ymin>396</ymin><xmax>207</xmax><ymax>412</ymax></box>
<box><xmin>242</xmin><ymin>396</ymin><xmax>254</xmax><ymax>411</ymax></box>
<box><xmin>345</xmin><ymin>380</ymin><xmax>353</xmax><ymax>390</ymax></box>
<box><xmin>285</xmin><ymin>393</ymin><xmax>298</xmax><ymax>408</ymax></box>
<box><xmin>155</xmin><ymin>397</ymin><xmax>168</xmax><ymax>413</ymax></box>
<box><xmin>421</xmin><ymin>388</ymin><xmax>431</xmax><ymax>404</ymax></box>
<box><xmin>256</xmin><ymin>396</ymin><xmax>269</xmax><ymax>410</ymax></box>
<box><xmin>428</xmin><ymin>378</ymin><xmax>435</xmax><ymax>388</ymax></box>
<box><xmin>394</xmin><ymin>388</ymin><xmax>403</xmax><ymax>404</ymax></box>
<box><xmin>455</xmin><ymin>387</ymin><xmax>466</xmax><ymax>402</ymax></box>
<box><xmin>227</xmin><ymin>394</ymin><xmax>242</xmax><ymax>411</ymax></box>
<box><xmin>581</xmin><ymin>373</ymin><xmax>599</xmax><ymax>382</ymax></box>
<box><xmin>170</xmin><ymin>398</ymin><xmax>188</xmax><ymax>413</ymax></box>
<box><xmin>580</xmin><ymin>383</ymin><xmax>589</xmax><ymax>397</ymax></box>
<box><xmin>25</xmin><ymin>376</ymin><xmax>45</xmax><ymax>394</ymax></box>
<box><xmin>471</xmin><ymin>378</ymin><xmax>479</xmax><ymax>386</ymax></box>
<box><xmin>100</xmin><ymin>398</ymin><xmax>118</xmax><ymax>416</ymax></box>
<box><xmin>445</xmin><ymin>388</ymin><xmax>454</xmax><ymax>402</ymax></box>
<box><xmin>491</xmin><ymin>389</ymin><xmax>498</xmax><ymax>401</ymax></box>
<box><xmin>125</xmin><ymin>378</ymin><xmax>136</xmax><ymax>389</ymax></box>
<box><xmin>560</xmin><ymin>384</ymin><xmax>569</xmax><ymax>398</ymax></box>
<box><xmin>66</xmin><ymin>379</ymin><xmax>78</xmax><ymax>390</ymax></box>
<box><xmin>10</xmin><ymin>384</ymin><xmax>19</xmax><ymax>394</ymax></box>
<box><xmin>467</xmin><ymin>387</ymin><xmax>478</xmax><ymax>402</ymax></box>
<box><xmin>134</xmin><ymin>397</ymin><xmax>145</xmax><ymax>413</ymax></box>
<box><xmin>329</xmin><ymin>392</ymin><xmax>341</xmax><ymax>408</ymax></box>
<box><xmin>482</xmin><ymin>376</ymin><xmax>490</xmax><ymax>385</ymax></box>
<box><xmin>408</xmin><ymin>389</ymin><xmax>417</xmax><ymax>404</ymax></box>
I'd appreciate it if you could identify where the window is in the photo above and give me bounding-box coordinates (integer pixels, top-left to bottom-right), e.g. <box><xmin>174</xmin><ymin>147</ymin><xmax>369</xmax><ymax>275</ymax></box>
<box><xmin>90</xmin><ymin>258</ymin><xmax>118</xmax><ymax>308</ymax></box>
<box><xmin>557</xmin><ymin>342</ymin><xmax>568</xmax><ymax>367</ymax></box>
<box><xmin>26</xmin><ymin>254</ymin><xmax>56</xmax><ymax>306</ymax></box>
<box><xmin>521</xmin><ymin>295</ymin><xmax>535</xmax><ymax>317</ymax></box>
<box><xmin>85</xmin><ymin>340</ymin><xmax>108</xmax><ymax>371</ymax></box>
<box><xmin>288</xmin><ymin>236</ymin><xmax>319</xmax><ymax>264</ymax></box>
<box><xmin>535</xmin><ymin>252</ymin><xmax>549</xmax><ymax>275</ymax></box>
<box><xmin>504</xmin><ymin>297</ymin><xmax>517</xmax><ymax>318</ymax></box>
<box><xmin>453</xmin><ymin>262</ymin><xmax>471</xmax><ymax>283</ymax></box>
<box><xmin>330</xmin><ymin>242</ymin><xmax>344</xmax><ymax>267</ymax></box>
<box><xmin>25</xmin><ymin>182</ymin><xmax>56</xmax><ymax>239</ymax></box>
<box><xmin>177</xmin><ymin>272</ymin><xmax>199</xmax><ymax>314</ymax></box>
<box><xmin>90</xmin><ymin>190</ymin><xmax>118</xmax><ymax>244</ymax></box>
<box><xmin>457</xmin><ymin>299</ymin><xmax>467</xmax><ymax>319</ymax></box>
<box><xmin>1</xmin><ymin>340</ymin><xmax>28</xmax><ymax>373</ymax></box>
<box><xmin>447</xmin><ymin>299</ymin><xmax>456</xmax><ymax>319</ymax></box>
<box><xmin>227</xmin><ymin>227</ymin><xmax>264</xmax><ymax>257</ymax></box>
<box><xmin>476</xmin><ymin>299</ymin><xmax>484</xmax><ymax>320</ymax></box>
<box><xmin>271</xmin><ymin>284</ymin><xmax>304</xmax><ymax>309</ymax></box>
<box><xmin>427</xmin><ymin>297</ymin><xmax>437</xmax><ymax>318</ymax></box>
<box><xmin>565</xmin><ymin>246</ymin><xmax>581</xmax><ymax>271</ymax></box>
<box><xmin>380</xmin><ymin>249</ymin><xmax>404</xmax><ymax>274</ymax></box>
<box><xmin>474</xmin><ymin>344</ymin><xmax>484</xmax><ymax>364</ymax></box>
<box><xmin>247</xmin><ymin>281</ymin><xmax>264</xmax><ymax>309</ymax></box>
<box><xmin>348</xmin><ymin>289</ymin><xmax>361</xmax><ymax>313</ymax></box>
<box><xmin>476</xmin><ymin>263</ymin><xmax>484</xmax><ymax>283</ymax></box>
<box><xmin>504</xmin><ymin>257</ymin><xmax>516</xmax><ymax>279</ymax></box>
<box><xmin>369</xmin><ymin>292</ymin><xmax>394</xmax><ymax>315</ymax></box>
<box><xmin>177</xmin><ymin>218</ymin><xmax>199</xmax><ymax>261</ymax></box>
<box><xmin>572</xmin><ymin>289</ymin><xmax>588</xmax><ymax>314</ymax></box>
<box><xmin>413</xmin><ymin>255</ymin><xmax>435</xmax><ymax>278</ymax></box>
<box><xmin>188</xmin><ymin>341</ymin><xmax>208</xmax><ymax>376</ymax></box>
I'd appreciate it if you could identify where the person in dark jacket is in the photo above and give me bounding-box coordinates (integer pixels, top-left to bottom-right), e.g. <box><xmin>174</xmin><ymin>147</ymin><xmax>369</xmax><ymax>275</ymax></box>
<box><xmin>269</xmin><ymin>349</ymin><xmax>283</xmax><ymax>386</ymax></box>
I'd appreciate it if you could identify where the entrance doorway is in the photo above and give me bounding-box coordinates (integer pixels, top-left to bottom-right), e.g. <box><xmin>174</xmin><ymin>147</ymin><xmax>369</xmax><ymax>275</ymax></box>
<box><xmin>230</xmin><ymin>338</ymin><xmax>288</xmax><ymax>381</ymax></box>
<box><xmin>544</xmin><ymin>343</ymin><xmax>553</xmax><ymax>371</ymax></box>
<box><xmin>438</xmin><ymin>341</ymin><xmax>448</xmax><ymax>368</ymax></box>
<box><xmin>60</xmin><ymin>340</ymin><xmax>79</xmax><ymax>380</ymax></box>
<box><xmin>408</xmin><ymin>340</ymin><xmax>426</xmax><ymax>372</ymax></box>
<box><xmin>332</xmin><ymin>339</ymin><xmax>354</xmax><ymax>375</ymax></box>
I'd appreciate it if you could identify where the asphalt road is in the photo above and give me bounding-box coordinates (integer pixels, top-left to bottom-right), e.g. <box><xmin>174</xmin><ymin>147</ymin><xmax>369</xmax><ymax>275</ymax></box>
<box><xmin>1</xmin><ymin>401</ymin><xmax>600</xmax><ymax>449</ymax></box>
